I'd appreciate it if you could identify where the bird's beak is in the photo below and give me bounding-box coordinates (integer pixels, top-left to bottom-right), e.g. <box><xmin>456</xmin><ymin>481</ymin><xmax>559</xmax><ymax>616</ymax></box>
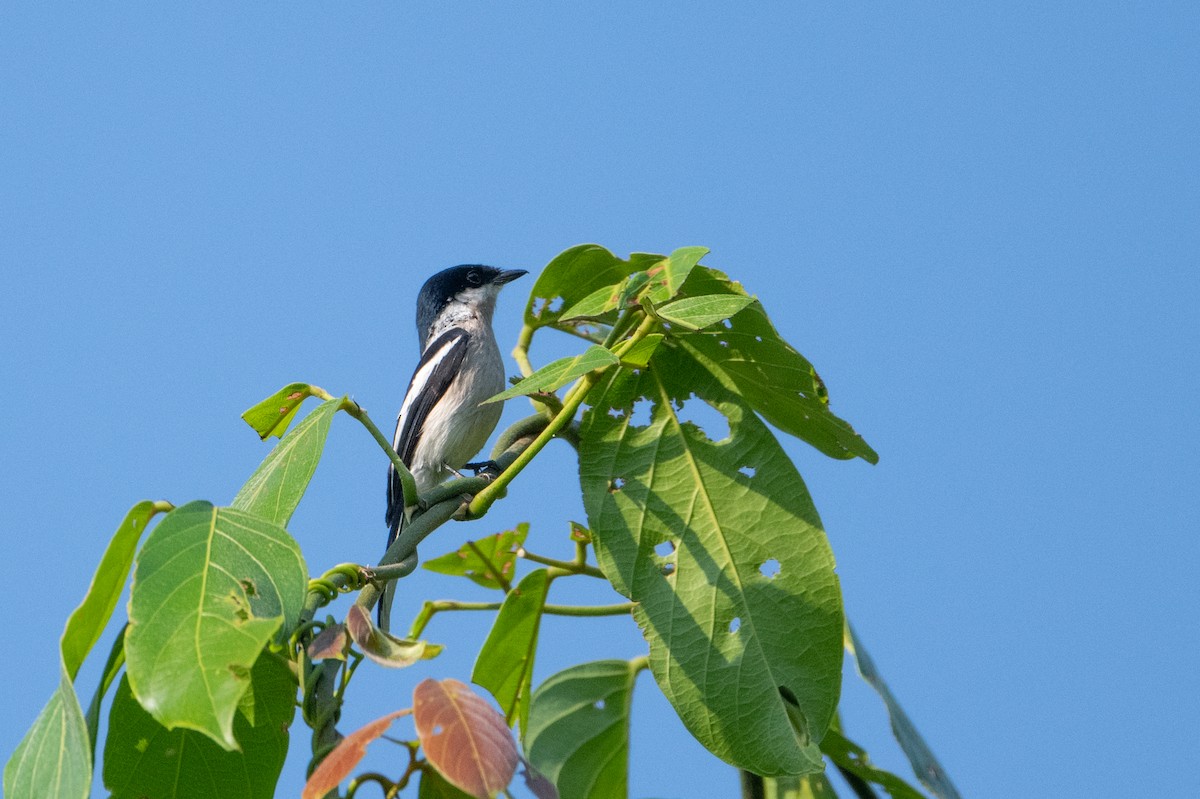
<box><xmin>494</xmin><ymin>269</ymin><xmax>528</xmax><ymax>285</ymax></box>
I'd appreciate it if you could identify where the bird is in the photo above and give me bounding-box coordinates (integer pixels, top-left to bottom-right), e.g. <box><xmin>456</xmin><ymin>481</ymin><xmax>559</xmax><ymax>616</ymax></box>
<box><xmin>378</xmin><ymin>264</ymin><xmax>528</xmax><ymax>630</ymax></box>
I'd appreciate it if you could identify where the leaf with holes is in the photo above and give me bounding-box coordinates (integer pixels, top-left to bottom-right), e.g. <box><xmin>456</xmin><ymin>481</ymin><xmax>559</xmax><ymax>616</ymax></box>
<box><xmin>643</xmin><ymin>245</ymin><xmax>709</xmax><ymax>303</ymax></box>
<box><xmin>240</xmin><ymin>382</ymin><xmax>318</xmax><ymax>440</ymax></box>
<box><xmin>821</xmin><ymin>728</ymin><xmax>929</xmax><ymax>799</ymax></box>
<box><xmin>302</xmin><ymin>709</ymin><xmax>411</xmax><ymax>799</ymax></box>
<box><xmin>104</xmin><ymin>652</ymin><xmax>296</xmax><ymax>799</ymax></box>
<box><xmin>525</xmin><ymin>245</ymin><xmax>663</xmax><ymax>329</ymax></box>
<box><xmin>346</xmin><ymin>604</ymin><xmax>441</xmax><ymax>668</ymax></box>
<box><xmin>486</xmin><ymin>346</ymin><xmax>619</xmax><ymax>403</ymax></box>
<box><xmin>472</xmin><ymin>569</ymin><xmax>551</xmax><ymax>732</ymax></box>
<box><xmin>413</xmin><ymin>679</ymin><xmax>519</xmax><ymax>799</ymax></box>
<box><xmin>3</xmin><ymin>662</ymin><xmax>90</xmax><ymax>799</ymax></box>
<box><xmin>232</xmin><ymin>397</ymin><xmax>340</xmax><ymax>526</ymax></box>
<box><xmin>423</xmin><ymin>524</ymin><xmax>530</xmax><ymax>590</ymax></box>
<box><xmin>847</xmin><ymin>624</ymin><xmax>961</xmax><ymax>799</ymax></box>
<box><xmin>655</xmin><ymin>294</ymin><xmax>755</xmax><ymax>331</ymax></box>
<box><xmin>579</xmin><ymin>348</ymin><xmax>843</xmax><ymax>775</ymax></box>
<box><xmin>672</xmin><ymin>266</ymin><xmax>878</xmax><ymax>464</ymax></box>
<box><xmin>124</xmin><ymin>501</ymin><xmax>307</xmax><ymax>750</ymax></box>
<box><xmin>524</xmin><ymin>659</ymin><xmax>641</xmax><ymax>799</ymax></box>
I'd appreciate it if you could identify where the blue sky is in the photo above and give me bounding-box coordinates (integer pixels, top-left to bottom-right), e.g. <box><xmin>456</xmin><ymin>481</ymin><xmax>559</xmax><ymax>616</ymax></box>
<box><xmin>2</xmin><ymin>3</ymin><xmax>1197</xmax><ymax>797</ymax></box>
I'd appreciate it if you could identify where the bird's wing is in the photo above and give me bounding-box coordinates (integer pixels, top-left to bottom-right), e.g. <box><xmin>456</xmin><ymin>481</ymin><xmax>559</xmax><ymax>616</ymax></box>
<box><xmin>385</xmin><ymin>327</ymin><xmax>472</xmax><ymax>534</ymax></box>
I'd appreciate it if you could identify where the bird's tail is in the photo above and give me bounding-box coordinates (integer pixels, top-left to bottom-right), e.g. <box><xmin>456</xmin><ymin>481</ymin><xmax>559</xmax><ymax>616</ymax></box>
<box><xmin>377</xmin><ymin>514</ymin><xmax>403</xmax><ymax>631</ymax></box>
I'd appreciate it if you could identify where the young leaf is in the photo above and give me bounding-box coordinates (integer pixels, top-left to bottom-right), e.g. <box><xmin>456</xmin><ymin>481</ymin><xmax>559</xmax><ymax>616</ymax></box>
<box><xmin>240</xmin><ymin>382</ymin><xmax>316</xmax><ymax>440</ymax></box>
<box><xmin>525</xmin><ymin>245</ymin><xmax>662</xmax><ymax>330</ymax></box>
<box><xmin>306</xmin><ymin>622</ymin><xmax>348</xmax><ymax>661</ymax></box>
<box><xmin>616</xmin><ymin>333</ymin><xmax>664</xmax><ymax>368</ymax></box>
<box><xmin>472</xmin><ymin>569</ymin><xmax>551</xmax><ymax>732</ymax></box>
<box><xmin>485</xmin><ymin>346</ymin><xmax>618</xmax><ymax>404</ymax></box>
<box><xmin>346</xmin><ymin>604</ymin><xmax>441</xmax><ymax>668</ymax></box>
<box><xmin>821</xmin><ymin>728</ymin><xmax>929</xmax><ymax>799</ymax></box>
<box><xmin>124</xmin><ymin>501</ymin><xmax>307</xmax><ymax>751</ymax></box>
<box><xmin>654</xmin><ymin>294</ymin><xmax>755</xmax><ymax>331</ymax></box>
<box><xmin>643</xmin><ymin>245</ymin><xmax>709</xmax><ymax>303</ymax></box>
<box><xmin>423</xmin><ymin>524</ymin><xmax>530</xmax><ymax>590</ymax></box>
<box><xmin>579</xmin><ymin>354</ymin><xmax>843</xmax><ymax>776</ymax></box>
<box><xmin>3</xmin><ymin>663</ymin><xmax>90</xmax><ymax>799</ymax></box>
<box><xmin>846</xmin><ymin>624</ymin><xmax>962</xmax><ymax>799</ymax></box>
<box><xmin>104</xmin><ymin>653</ymin><xmax>296</xmax><ymax>799</ymax></box>
<box><xmin>413</xmin><ymin>679</ymin><xmax>519</xmax><ymax>799</ymax></box>
<box><xmin>60</xmin><ymin>500</ymin><xmax>165</xmax><ymax>680</ymax></box>
<box><xmin>524</xmin><ymin>659</ymin><xmax>642</xmax><ymax>799</ymax></box>
<box><xmin>558</xmin><ymin>280</ymin><xmax>627</xmax><ymax>322</ymax></box>
<box><xmin>232</xmin><ymin>397</ymin><xmax>340</xmax><ymax>526</ymax></box>
<box><xmin>674</xmin><ymin>266</ymin><xmax>878</xmax><ymax>463</ymax></box>
<box><xmin>301</xmin><ymin>709</ymin><xmax>411</xmax><ymax>799</ymax></box>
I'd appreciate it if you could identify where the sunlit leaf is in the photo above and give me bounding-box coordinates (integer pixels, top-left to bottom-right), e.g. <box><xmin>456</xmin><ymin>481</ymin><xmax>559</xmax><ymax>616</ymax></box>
<box><xmin>423</xmin><ymin>524</ymin><xmax>530</xmax><ymax>590</ymax></box>
<box><xmin>821</xmin><ymin>728</ymin><xmax>929</xmax><ymax>799</ymax></box>
<box><xmin>486</xmin><ymin>347</ymin><xmax>618</xmax><ymax>403</ymax></box>
<box><xmin>346</xmin><ymin>604</ymin><xmax>440</xmax><ymax>668</ymax></box>
<box><xmin>3</xmin><ymin>663</ymin><xmax>90</xmax><ymax>799</ymax></box>
<box><xmin>240</xmin><ymin>382</ymin><xmax>316</xmax><ymax>440</ymax></box>
<box><xmin>61</xmin><ymin>500</ymin><xmax>165</xmax><ymax>680</ymax></box>
<box><xmin>579</xmin><ymin>350</ymin><xmax>843</xmax><ymax>775</ymax></box>
<box><xmin>673</xmin><ymin>266</ymin><xmax>878</xmax><ymax>463</ymax></box>
<box><xmin>232</xmin><ymin>397</ymin><xmax>340</xmax><ymax>526</ymax></box>
<box><xmin>643</xmin><ymin>246</ymin><xmax>709</xmax><ymax>302</ymax></box>
<box><xmin>655</xmin><ymin>294</ymin><xmax>755</xmax><ymax>331</ymax></box>
<box><xmin>413</xmin><ymin>679</ymin><xmax>519</xmax><ymax>799</ymax></box>
<box><xmin>104</xmin><ymin>653</ymin><xmax>296</xmax><ymax>799</ymax></box>
<box><xmin>302</xmin><ymin>709</ymin><xmax>411</xmax><ymax>799</ymax></box>
<box><xmin>559</xmin><ymin>281</ymin><xmax>627</xmax><ymax>322</ymax></box>
<box><xmin>525</xmin><ymin>245</ymin><xmax>661</xmax><ymax>329</ymax></box>
<box><xmin>525</xmin><ymin>659</ymin><xmax>641</xmax><ymax>799</ymax></box>
<box><xmin>846</xmin><ymin>624</ymin><xmax>961</xmax><ymax>799</ymax></box>
<box><xmin>124</xmin><ymin>501</ymin><xmax>307</xmax><ymax>750</ymax></box>
<box><xmin>617</xmin><ymin>333</ymin><xmax>664</xmax><ymax>368</ymax></box>
<box><xmin>472</xmin><ymin>569</ymin><xmax>551</xmax><ymax>732</ymax></box>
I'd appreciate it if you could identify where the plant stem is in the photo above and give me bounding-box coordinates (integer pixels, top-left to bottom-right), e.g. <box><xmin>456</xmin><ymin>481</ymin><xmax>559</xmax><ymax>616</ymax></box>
<box><xmin>518</xmin><ymin>549</ymin><xmax>605</xmax><ymax>578</ymax></box>
<box><xmin>337</xmin><ymin>397</ymin><xmax>420</xmax><ymax>508</ymax></box>
<box><xmin>411</xmin><ymin>598</ymin><xmax>634</xmax><ymax>637</ymax></box>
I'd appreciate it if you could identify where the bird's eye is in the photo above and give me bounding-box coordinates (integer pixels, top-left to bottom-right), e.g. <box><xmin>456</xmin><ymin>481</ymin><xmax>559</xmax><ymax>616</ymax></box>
<box><xmin>467</xmin><ymin>271</ymin><xmax>482</xmax><ymax>285</ymax></box>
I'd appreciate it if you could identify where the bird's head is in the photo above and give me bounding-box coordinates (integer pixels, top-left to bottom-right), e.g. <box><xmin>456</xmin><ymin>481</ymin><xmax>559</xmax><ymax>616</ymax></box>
<box><xmin>416</xmin><ymin>265</ymin><xmax>527</xmax><ymax>349</ymax></box>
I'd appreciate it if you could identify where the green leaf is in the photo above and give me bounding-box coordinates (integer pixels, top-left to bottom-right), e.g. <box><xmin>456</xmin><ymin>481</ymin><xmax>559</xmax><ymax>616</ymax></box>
<box><xmin>60</xmin><ymin>500</ymin><xmax>163</xmax><ymax>680</ymax></box>
<box><xmin>84</xmin><ymin>626</ymin><xmax>128</xmax><ymax>760</ymax></box>
<box><xmin>487</xmin><ymin>346</ymin><xmax>619</xmax><ymax>404</ymax></box>
<box><xmin>559</xmin><ymin>281</ymin><xmax>628</xmax><ymax>322</ymax></box>
<box><xmin>525</xmin><ymin>245</ymin><xmax>662</xmax><ymax>329</ymax></box>
<box><xmin>3</xmin><ymin>662</ymin><xmax>90</xmax><ymax>799</ymax></box>
<box><xmin>524</xmin><ymin>659</ymin><xmax>641</xmax><ymax>799</ymax></box>
<box><xmin>232</xmin><ymin>397</ymin><xmax>340</xmax><ymax>525</ymax></box>
<box><xmin>847</xmin><ymin>624</ymin><xmax>961</xmax><ymax>799</ymax></box>
<box><xmin>821</xmin><ymin>729</ymin><xmax>929</xmax><ymax>799</ymax></box>
<box><xmin>423</xmin><ymin>523</ymin><xmax>530</xmax><ymax>590</ymax></box>
<box><xmin>644</xmin><ymin>245</ymin><xmax>709</xmax><ymax>302</ymax></box>
<box><xmin>7</xmin><ymin>501</ymin><xmax>174</xmax><ymax>799</ymax></box>
<box><xmin>654</xmin><ymin>294</ymin><xmax>755</xmax><ymax>331</ymax></box>
<box><xmin>673</xmin><ymin>266</ymin><xmax>878</xmax><ymax>464</ymax></box>
<box><xmin>104</xmin><ymin>653</ymin><xmax>296</xmax><ymax>799</ymax></box>
<box><xmin>579</xmin><ymin>351</ymin><xmax>843</xmax><ymax>776</ymax></box>
<box><xmin>419</xmin><ymin>766</ymin><xmax>478</xmax><ymax>799</ymax></box>
<box><xmin>241</xmin><ymin>382</ymin><xmax>316</xmax><ymax>440</ymax></box>
<box><xmin>472</xmin><ymin>569</ymin><xmax>551</xmax><ymax>733</ymax></box>
<box><xmin>616</xmin><ymin>333</ymin><xmax>664</xmax><ymax>368</ymax></box>
<box><xmin>764</xmin><ymin>773</ymin><xmax>840</xmax><ymax>798</ymax></box>
<box><xmin>124</xmin><ymin>501</ymin><xmax>308</xmax><ymax>750</ymax></box>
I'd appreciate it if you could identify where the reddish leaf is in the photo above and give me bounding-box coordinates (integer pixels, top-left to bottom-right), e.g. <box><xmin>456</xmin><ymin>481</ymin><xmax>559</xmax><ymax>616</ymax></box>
<box><xmin>301</xmin><ymin>708</ymin><xmax>410</xmax><ymax>799</ymax></box>
<box><xmin>307</xmin><ymin>623</ymin><xmax>348</xmax><ymax>660</ymax></box>
<box><xmin>413</xmin><ymin>678</ymin><xmax>519</xmax><ymax>799</ymax></box>
<box><xmin>346</xmin><ymin>604</ymin><xmax>441</xmax><ymax>668</ymax></box>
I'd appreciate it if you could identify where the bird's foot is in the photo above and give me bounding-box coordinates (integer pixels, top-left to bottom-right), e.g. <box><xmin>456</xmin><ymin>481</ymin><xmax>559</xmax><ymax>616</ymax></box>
<box><xmin>463</xmin><ymin>459</ymin><xmax>502</xmax><ymax>481</ymax></box>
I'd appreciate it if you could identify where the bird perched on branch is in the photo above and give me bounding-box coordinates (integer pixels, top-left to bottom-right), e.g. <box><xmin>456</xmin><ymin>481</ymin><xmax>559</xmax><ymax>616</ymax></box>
<box><xmin>378</xmin><ymin>264</ymin><xmax>527</xmax><ymax>629</ymax></box>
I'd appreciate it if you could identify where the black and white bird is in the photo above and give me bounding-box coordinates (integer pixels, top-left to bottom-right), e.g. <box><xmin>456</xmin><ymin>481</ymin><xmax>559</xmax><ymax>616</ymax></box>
<box><xmin>379</xmin><ymin>264</ymin><xmax>527</xmax><ymax>629</ymax></box>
